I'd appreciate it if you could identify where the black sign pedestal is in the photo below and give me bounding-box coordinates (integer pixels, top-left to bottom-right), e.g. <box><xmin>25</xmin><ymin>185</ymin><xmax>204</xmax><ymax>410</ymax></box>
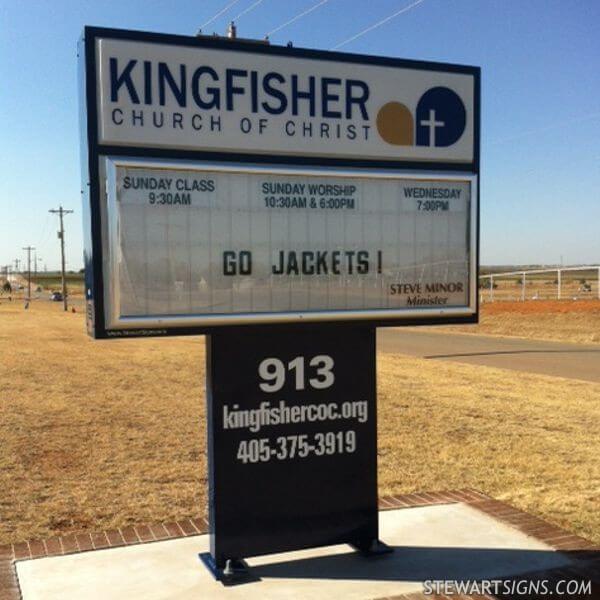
<box><xmin>200</xmin><ymin>324</ymin><xmax>392</xmax><ymax>584</ymax></box>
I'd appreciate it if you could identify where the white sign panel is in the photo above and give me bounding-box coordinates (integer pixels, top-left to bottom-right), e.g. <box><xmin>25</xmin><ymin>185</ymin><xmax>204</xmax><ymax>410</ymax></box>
<box><xmin>95</xmin><ymin>38</ymin><xmax>476</xmax><ymax>163</ymax></box>
<box><xmin>103</xmin><ymin>159</ymin><xmax>476</xmax><ymax>329</ymax></box>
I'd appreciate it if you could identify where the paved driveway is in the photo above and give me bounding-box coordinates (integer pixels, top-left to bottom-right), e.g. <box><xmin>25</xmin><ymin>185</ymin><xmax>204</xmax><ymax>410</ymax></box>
<box><xmin>377</xmin><ymin>329</ymin><xmax>600</xmax><ymax>383</ymax></box>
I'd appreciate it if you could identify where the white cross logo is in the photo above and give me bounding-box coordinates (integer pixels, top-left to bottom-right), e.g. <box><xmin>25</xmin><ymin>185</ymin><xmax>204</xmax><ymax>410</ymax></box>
<box><xmin>420</xmin><ymin>109</ymin><xmax>445</xmax><ymax>147</ymax></box>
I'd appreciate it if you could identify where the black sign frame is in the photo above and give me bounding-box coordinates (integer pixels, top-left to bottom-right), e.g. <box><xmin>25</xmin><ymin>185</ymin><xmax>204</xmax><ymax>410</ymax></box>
<box><xmin>79</xmin><ymin>26</ymin><xmax>480</xmax><ymax>339</ymax></box>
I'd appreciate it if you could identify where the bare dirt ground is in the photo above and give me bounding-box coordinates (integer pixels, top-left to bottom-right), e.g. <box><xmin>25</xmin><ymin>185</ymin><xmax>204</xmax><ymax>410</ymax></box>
<box><xmin>1</xmin><ymin>300</ymin><xmax>599</xmax><ymax>547</ymax></box>
<box><xmin>425</xmin><ymin>299</ymin><xmax>600</xmax><ymax>345</ymax></box>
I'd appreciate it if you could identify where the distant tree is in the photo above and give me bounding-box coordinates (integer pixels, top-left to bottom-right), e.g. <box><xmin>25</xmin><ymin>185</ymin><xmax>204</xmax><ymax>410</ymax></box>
<box><xmin>2</xmin><ymin>281</ymin><xmax>11</xmax><ymax>293</ymax></box>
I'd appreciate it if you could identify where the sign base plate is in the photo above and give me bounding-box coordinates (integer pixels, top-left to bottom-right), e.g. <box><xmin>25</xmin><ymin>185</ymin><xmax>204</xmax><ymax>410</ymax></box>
<box><xmin>198</xmin><ymin>553</ymin><xmax>261</xmax><ymax>586</ymax></box>
<box><xmin>199</xmin><ymin>540</ymin><xmax>393</xmax><ymax>586</ymax></box>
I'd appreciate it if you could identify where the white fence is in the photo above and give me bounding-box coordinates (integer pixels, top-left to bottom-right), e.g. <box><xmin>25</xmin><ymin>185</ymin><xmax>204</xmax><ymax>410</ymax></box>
<box><xmin>479</xmin><ymin>266</ymin><xmax>600</xmax><ymax>303</ymax></box>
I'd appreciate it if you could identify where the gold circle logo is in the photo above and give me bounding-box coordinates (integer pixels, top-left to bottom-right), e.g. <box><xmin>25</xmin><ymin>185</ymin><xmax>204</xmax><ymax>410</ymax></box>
<box><xmin>376</xmin><ymin>102</ymin><xmax>414</xmax><ymax>146</ymax></box>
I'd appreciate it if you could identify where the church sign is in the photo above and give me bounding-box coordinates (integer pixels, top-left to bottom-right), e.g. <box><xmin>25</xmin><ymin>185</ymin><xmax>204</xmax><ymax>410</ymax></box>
<box><xmin>80</xmin><ymin>26</ymin><xmax>480</xmax><ymax>583</ymax></box>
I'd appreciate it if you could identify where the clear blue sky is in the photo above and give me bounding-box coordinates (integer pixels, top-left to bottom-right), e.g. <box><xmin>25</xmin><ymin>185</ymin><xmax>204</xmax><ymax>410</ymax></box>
<box><xmin>1</xmin><ymin>0</ymin><xmax>599</xmax><ymax>271</ymax></box>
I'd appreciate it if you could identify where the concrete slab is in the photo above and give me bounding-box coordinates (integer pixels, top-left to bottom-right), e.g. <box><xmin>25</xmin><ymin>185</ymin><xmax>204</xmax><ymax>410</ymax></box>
<box><xmin>16</xmin><ymin>503</ymin><xmax>572</xmax><ymax>600</ymax></box>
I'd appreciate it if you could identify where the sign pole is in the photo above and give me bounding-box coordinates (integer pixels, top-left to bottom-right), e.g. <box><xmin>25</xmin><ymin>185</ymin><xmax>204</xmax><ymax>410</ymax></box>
<box><xmin>201</xmin><ymin>324</ymin><xmax>391</xmax><ymax>583</ymax></box>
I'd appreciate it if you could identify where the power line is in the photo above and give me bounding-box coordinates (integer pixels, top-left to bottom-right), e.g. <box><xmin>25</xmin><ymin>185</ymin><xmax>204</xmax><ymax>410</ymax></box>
<box><xmin>331</xmin><ymin>0</ymin><xmax>426</xmax><ymax>50</ymax></box>
<box><xmin>201</xmin><ymin>0</ymin><xmax>243</xmax><ymax>29</ymax></box>
<box><xmin>35</xmin><ymin>213</ymin><xmax>52</xmax><ymax>251</ymax></box>
<box><xmin>266</xmin><ymin>0</ymin><xmax>329</xmax><ymax>37</ymax></box>
<box><xmin>233</xmin><ymin>0</ymin><xmax>265</xmax><ymax>21</ymax></box>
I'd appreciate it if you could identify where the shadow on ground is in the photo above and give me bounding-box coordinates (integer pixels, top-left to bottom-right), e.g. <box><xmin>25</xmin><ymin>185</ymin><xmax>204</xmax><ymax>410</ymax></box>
<box><xmin>251</xmin><ymin>545</ymin><xmax>572</xmax><ymax>582</ymax></box>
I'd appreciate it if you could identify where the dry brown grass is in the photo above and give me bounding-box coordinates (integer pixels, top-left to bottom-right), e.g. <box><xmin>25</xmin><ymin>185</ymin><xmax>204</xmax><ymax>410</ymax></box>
<box><xmin>377</xmin><ymin>354</ymin><xmax>600</xmax><ymax>544</ymax></box>
<box><xmin>1</xmin><ymin>300</ymin><xmax>599</xmax><ymax>547</ymax></box>
<box><xmin>0</xmin><ymin>301</ymin><xmax>206</xmax><ymax>545</ymax></box>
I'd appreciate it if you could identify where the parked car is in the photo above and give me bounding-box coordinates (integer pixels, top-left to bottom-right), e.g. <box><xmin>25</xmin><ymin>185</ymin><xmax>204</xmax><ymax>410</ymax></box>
<box><xmin>50</xmin><ymin>291</ymin><xmax>63</xmax><ymax>302</ymax></box>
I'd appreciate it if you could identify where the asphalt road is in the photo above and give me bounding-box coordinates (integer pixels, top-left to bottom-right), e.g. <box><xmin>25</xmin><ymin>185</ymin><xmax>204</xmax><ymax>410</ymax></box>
<box><xmin>377</xmin><ymin>329</ymin><xmax>600</xmax><ymax>384</ymax></box>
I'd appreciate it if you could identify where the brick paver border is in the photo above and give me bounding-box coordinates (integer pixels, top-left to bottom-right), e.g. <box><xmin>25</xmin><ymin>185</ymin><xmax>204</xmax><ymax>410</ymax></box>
<box><xmin>1</xmin><ymin>489</ymin><xmax>598</xmax><ymax>600</ymax></box>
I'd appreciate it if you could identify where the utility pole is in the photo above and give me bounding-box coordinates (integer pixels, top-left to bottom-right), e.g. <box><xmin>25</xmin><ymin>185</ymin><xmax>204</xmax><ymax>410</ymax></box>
<box><xmin>49</xmin><ymin>206</ymin><xmax>74</xmax><ymax>311</ymax></box>
<box><xmin>34</xmin><ymin>253</ymin><xmax>42</xmax><ymax>296</ymax></box>
<box><xmin>22</xmin><ymin>246</ymin><xmax>35</xmax><ymax>301</ymax></box>
<box><xmin>34</xmin><ymin>250</ymin><xmax>41</xmax><ymax>278</ymax></box>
